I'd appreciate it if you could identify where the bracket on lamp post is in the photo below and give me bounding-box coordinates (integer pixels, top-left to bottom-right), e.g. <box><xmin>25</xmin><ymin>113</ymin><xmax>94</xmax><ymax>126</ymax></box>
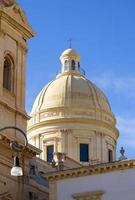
<box><xmin>0</xmin><ymin>126</ymin><xmax>28</xmax><ymax>176</ymax></box>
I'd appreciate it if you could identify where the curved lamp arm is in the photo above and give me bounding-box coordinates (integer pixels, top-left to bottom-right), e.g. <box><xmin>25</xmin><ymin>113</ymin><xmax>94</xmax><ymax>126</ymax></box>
<box><xmin>0</xmin><ymin>126</ymin><xmax>28</xmax><ymax>152</ymax></box>
<box><xmin>0</xmin><ymin>126</ymin><xmax>28</xmax><ymax>176</ymax></box>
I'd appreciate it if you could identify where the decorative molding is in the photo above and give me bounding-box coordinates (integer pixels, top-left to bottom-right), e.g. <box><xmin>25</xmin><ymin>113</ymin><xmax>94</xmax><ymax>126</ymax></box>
<box><xmin>3</xmin><ymin>50</ymin><xmax>16</xmax><ymax>64</ymax></box>
<box><xmin>72</xmin><ymin>191</ymin><xmax>104</xmax><ymax>200</ymax></box>
<box><xmin>39</xmin><ymin>108</ymin><xmax>115</xmax><ymax>126</ymax></box>
<box><xmin>0</xmin><ymin>8</ymin><xmax>34</xmax><ymax>39</ymax></box>
<box><xmin>36</xmin><ymin>106</ymin><xmax>115</xmax><ymax>120</ymax></box>
<box><xmin>13</xmin><ymin>4</ymin><xmax>27</xmax><ymax>23</ymax></box>
<box><xmin>0</xmin><ymin>135</ymin><xmax>41</xmax><ymax>156</ymax></box>
<box><xmin>0</xmin><ymin>29</ymin><xmax>6</xmax><ymax>38</ymax></box>
<box><xmin>105</xmin><ymin>135</ymin><xmax>116</xmax><ymax>147</ymax></box>
<box><xmin>28</xmin><ymin>118</ymin><xmax>119</xmax><ymax>140</ymax></box>
<box><xmin>40</xmin><ymin>110</ymin><xmax>96</xmax><ymax>120</ymax></box>
<box><xmin>60</xmin><ymin>129</ymin><xmax>72</xmax><ymax>134</ymax></box>
<box><xmin>40</xmin><ymin>111</ymin><xmax>60</xmax><ymax>119</ymax></box>
<box><xmin>45</xmin><ymin>159</ymin><xmax>135</xmax><ymax>181</ymax></box>
<box><xmin>17</xmin><ymin>41</ymin><xmax>27</xmax><ymax>53</ymax></box>
<box><xmin>0</xmin><ymin>98</ymin><xmax>30</xmax><ymax>120</ymax></box>
<box><xmin>43</xmin><ymin>136</ymin><xmax>61</xmax><ymax>144</ymax></box>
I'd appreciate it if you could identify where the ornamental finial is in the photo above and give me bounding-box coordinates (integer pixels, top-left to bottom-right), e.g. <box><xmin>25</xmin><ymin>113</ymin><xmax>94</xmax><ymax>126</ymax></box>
<box><xmin>119</xmin><ymin>147</ymin><xmax>127</xmax><ymax>161</ymax></box>
<box><xmin>67</xmin><ymin>38</ymin><xmax>72</xmax><ymax>48</ymax></box>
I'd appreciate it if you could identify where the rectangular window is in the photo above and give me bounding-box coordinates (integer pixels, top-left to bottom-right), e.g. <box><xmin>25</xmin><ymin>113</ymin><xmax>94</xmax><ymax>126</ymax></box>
<box><xmin>47</xmin><ymin>145</ymin><xmax>54</xmax><ymax>163</ymax></box>
<box><xmin>108</xmin><ymin>149</ymin><xmax>113</xmax><ymax>162</ymax></box>
<box><xmin>29</xmin><ymin>192</ymin><xmax>33</xmax><ymax>200</ymax></box>
<box><xmin>29</xmin><ymin>192</ymin><xmax>38</xmax><ymax>200</ymax></box>
<box><xmin>80</xmin><ymin>143</ymin><xmax>89</xmax><ymax>162</ymax></box>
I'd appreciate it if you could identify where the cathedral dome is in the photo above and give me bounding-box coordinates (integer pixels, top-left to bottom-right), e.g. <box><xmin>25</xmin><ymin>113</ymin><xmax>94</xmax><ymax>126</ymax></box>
<box><xmin>29</xmin><ymin>48</ymin><xmax>116</xmax><ymax>127</ymax></box>
<box><xmin>31</xmin><ymin>73</ymin><xmax>112</xmax><ymax>116</ymax></box>
<box><xmin>28</xmin><ymin>48</ymin><xmax>119</xmax><ymax>164</ymax></box>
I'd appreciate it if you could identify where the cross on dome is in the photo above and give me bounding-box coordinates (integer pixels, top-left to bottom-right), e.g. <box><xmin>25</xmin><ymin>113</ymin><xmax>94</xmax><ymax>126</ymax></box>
<box><xmin>67</xmin><ymin>38</ymin><xmax>72</xmax><ymax>48</ymax></box>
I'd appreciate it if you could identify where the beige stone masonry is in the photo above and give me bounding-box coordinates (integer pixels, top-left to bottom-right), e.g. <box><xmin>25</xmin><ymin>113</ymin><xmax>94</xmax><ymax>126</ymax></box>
<box><xmin>45</xmin><ymin>159</ymin><xmax>135</xmax><ymax>181</ymax></box>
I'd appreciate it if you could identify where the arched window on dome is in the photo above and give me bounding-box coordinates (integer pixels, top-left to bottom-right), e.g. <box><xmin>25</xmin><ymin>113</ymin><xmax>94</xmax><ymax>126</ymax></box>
<box><xmin>71</xmin><ymin>60</ymin><xmax>75</xmax><ymax>70</ymax></box>
<box><xmin>3</xmin><ymin>55</ymin><xmax>14</xmax><ymax>92</ymax></box>
<box><xmin>64</xmin><ymin>60</ymin><xmax>68</xmax><ymax>71</ymax></box>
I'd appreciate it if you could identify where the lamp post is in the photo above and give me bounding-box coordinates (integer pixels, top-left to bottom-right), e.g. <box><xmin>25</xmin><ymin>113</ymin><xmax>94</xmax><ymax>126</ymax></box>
<box><xmin>0</xmin><ymin>126</ymin><xmax>28</xmax><ymax>176</ymax></box>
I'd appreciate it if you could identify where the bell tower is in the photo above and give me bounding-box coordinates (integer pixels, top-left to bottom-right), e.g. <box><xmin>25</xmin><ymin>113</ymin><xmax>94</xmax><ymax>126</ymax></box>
<box><xmin>0</xmin><ymin>0</ymin><xmax>34</xmax><ymax>132</ymax></box>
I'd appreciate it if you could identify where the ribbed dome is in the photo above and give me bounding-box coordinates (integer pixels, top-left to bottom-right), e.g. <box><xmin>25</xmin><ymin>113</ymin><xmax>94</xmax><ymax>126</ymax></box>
<box><xmin>30</xmin><ymin>72</ymin><xmax>116</xmax><ymax>127</ymax></box>
<box><xmin>32</xmin><ymin>73</ymin><xmax>111</xmax><ymax>114</ymax></box>
<box><xmin>28</xmin><ymin>48</ymin><xmax>117</xmax><ymax>129</ymax></box>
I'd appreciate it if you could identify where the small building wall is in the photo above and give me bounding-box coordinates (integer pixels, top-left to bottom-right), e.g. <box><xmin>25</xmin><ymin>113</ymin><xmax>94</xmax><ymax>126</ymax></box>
<box><xmin>49</xmin><ymin>167</ymin><xmax>135</xmax><ymax>200</ymax></box>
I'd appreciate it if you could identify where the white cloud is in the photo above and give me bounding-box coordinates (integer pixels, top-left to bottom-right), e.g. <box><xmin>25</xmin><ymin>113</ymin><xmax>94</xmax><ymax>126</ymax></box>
<box><xmin>117</xmin><ymin>116</ymin><xmax>135</xmax><ymax>147</ymax></box>
<box><xmin>91</xmin><ymin>71</ymin><xmax>135</xmax><ymax>157</ymax></box>
<box><xmin>92</xmin><ymin>72</ymin><xmax>135</xmax><ymax>97</ymax></box>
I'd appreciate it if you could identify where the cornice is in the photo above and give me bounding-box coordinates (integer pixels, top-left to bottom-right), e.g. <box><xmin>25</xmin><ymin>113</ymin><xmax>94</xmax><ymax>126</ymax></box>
<box><xmin>0</xmin><ymin>8</ymin><xmax>34</xmax><ymax>39</ymax></box>
<box><xmin>44</xmin><ymin>159</ymin><xmax>135</xmax><ymax>181</ymax></box>
<box><xmin>0</xmin><ymin>99</ymin><xmax>30</xmax><ymax>120</ymax></box>
<box><xmin>56</xmin><ymin>71</ymin><xmax>85</xmax><ymax>79</ymax></box>
<box><xmin>32</xmin><ymin>106</ymin><xmax>116</xmax><ymax>122</ymax></box>
<box><xmin>28</xmin><ymin>118</ymin><xmax>119</xmax><ymax>139</ymax></box>
<box><xmin>26</xmin><ymin>143</ymin><xmax>42</xmax><ymax>155</ymax></box>
<box><xmin>0</xmin><ymin>135</ymin><xmax>42</xmax><ymax>155</ymax></box>
<box><xmin>30</xmin><ymin>107</ymin><xmax>117</xmax><ymax>132</ymax></box>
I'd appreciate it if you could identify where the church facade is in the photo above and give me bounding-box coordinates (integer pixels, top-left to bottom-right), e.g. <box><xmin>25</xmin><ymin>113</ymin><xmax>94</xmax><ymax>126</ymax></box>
<box><xmin>0</xmin><ymin>1</ymin><xmax>49</xmax><ymax>199</ymax></box>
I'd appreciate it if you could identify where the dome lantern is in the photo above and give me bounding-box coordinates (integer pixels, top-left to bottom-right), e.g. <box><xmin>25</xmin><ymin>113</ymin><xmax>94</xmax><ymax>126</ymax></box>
<box><xmin>60</xmin><ymin>48</ymin><xmax>81</xmax><ymax>74</ymax></box>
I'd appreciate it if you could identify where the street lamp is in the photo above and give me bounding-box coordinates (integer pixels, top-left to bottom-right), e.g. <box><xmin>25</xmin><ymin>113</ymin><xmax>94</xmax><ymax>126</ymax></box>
<box><xmin>0</xmin><ymin>126</ymin><xmax>28</xmax><ymax>176</ymax></box>
<box><xmin>11</xmin><ymin>155</ymin><xmax>23</xmax><ymax>176</ymax></box>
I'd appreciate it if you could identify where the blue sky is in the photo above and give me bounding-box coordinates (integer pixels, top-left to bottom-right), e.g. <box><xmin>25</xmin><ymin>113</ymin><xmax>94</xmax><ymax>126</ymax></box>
<box><xmin>18</xmin><ymin>0</ymin><xmax>135</xmax><ymax>158</ymax></box>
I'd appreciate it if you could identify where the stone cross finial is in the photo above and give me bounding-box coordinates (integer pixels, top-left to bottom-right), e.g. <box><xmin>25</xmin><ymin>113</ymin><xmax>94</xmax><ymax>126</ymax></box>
<box><xmin>119</xmin><ymin>147</ymin><xmax>127</xmax><ymax>161</ymax></box>
<box><xmin>68</xmin><ymin>38</ymin><xmax>72</xmax><ymax>48</ymax></box>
